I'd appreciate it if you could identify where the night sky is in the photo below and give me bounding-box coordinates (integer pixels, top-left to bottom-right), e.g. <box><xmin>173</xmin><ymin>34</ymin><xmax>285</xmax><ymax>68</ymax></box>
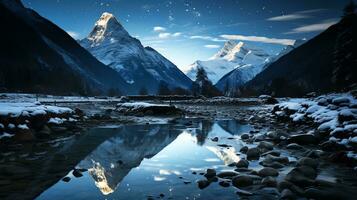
<box><xmin>22</xmin><ymin>0</ymin><xmax>348</xmax><ymax>71</ymax></box>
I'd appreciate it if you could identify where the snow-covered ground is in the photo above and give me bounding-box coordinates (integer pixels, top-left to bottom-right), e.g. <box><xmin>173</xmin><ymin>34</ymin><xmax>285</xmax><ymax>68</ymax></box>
<box><xmin>274</xmin><ymin>93</ymin><xmax>357</xmax><ymax>153</ymax></box>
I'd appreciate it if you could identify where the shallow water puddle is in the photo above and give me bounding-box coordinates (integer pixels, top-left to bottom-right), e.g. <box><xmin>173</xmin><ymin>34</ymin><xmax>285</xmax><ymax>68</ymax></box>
<box><xmin>36</xmin><ymin>120</ymin><xmax>251</xmax><ymax>200</ymax></box>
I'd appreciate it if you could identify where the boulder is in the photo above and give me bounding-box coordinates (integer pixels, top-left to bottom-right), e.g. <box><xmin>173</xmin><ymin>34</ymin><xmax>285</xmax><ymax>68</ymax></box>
<box><xmin>261</xmin><ymin>176</ymin><xmax>277</xmax><ymax>187</ymax></box>
<box><xmin>258</xmin><ymin>141</ymin><xmax>274</xmax><ymax>150</ymax></box>
<box><xmin>217</xmin><ymin>171</ymin><xmax>239</xmax><ymax>179</ymax></box>
<box><xmin>197</xmin><ymin>179</ymin><xmax>210</xmax><ymax>189</ymax></box>
<box><xmin>232</xmin><ymin>175</ymin><xmax>254</xmax><ymax>187</ymax></box>
<box><xmin>297</xmin><ymin>157</ymin><xmax>318</xmax><ymax>169</ymax></box>
<box><xmin>246</xmin><ymin>147</ymin><xmax>260</xmax><ymax>160</ymax></box>
<box><xmin>204</xmin><ymin>168</ymin><xmax>216</xmax><ymax>178</ymax></box>
<box><xmin>258</xmin><ymin>167</ymin><xmax>279</xmax><ymax>177</ymax></box>
<box><xmin>236</xmin><ymin>159</ymin><xmax>249</xmax><ymax>168</ymax></box>
<box><xmin>288</xmin><ymin>134</ymin><xmax>318</xmax><ymax>145</ymax></box>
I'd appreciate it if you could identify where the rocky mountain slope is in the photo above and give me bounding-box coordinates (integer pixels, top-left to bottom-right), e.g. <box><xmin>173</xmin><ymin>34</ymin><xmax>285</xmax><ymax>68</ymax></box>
<box><xmin>0</xmin><ymin>0</ymin><xmax>130</xmax><ymax>95</ymax></box>
<box><xmin>216</xmin><ymin>40</ymin><xmax>305</xmax><ymax>96</ymax></box>
<box><xmin>243</xmin><ymin>14</ymin><xmax>357</xmax><ymax>97</ymax></box>
<box><xmin>80</xmin><ymin>13</ymin><xmax>192</xmax><ymax>94</ymax></box>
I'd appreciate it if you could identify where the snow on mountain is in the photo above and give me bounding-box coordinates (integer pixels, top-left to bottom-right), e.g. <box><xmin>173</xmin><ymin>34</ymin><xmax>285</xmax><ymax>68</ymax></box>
<box><xmin>80</xmin><ymin>13</ymin><xmax>192</xmax><ymax>94</ymax></box>
<box><xmin>185</xmin><ymin>40</ymin><xmax>271</xmax><ymax>84</ymax></box>
<box><xmin>0</xmin><ymin>1</ymin><xmax>130</xmax><ymax>95</ymax></box>
<box><xmin>215</xmin><ymin>39</ymin><xmax>306</xmax><ymax>96</ymax></box>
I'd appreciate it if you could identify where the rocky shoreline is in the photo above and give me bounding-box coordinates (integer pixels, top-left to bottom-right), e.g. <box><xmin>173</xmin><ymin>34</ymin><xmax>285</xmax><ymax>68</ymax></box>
<box><xmin>1</xmin><ymin>93</ymin><xmax>357</xmax><ymax>199</ymax></box>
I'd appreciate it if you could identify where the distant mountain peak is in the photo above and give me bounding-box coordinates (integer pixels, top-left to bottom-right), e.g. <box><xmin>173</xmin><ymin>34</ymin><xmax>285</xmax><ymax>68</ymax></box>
<box><xmin>87</xmin><ymin>12</ymin><xmax>129</xmax><ymax>44</ymax></box>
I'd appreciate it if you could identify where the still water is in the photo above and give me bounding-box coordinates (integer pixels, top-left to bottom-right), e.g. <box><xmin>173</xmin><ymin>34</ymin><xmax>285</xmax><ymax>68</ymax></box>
<box><xmin>37</xmin><ymin>120</ymin><xmax>252</xmax><ymax>200</ymax></box>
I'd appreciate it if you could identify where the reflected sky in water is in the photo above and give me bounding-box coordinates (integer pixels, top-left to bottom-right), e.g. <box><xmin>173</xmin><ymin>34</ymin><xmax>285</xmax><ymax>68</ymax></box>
<box><xmin>37</xmin><ymin>120</ymin><xmax>252</xmax><ymax>200</ymax></box>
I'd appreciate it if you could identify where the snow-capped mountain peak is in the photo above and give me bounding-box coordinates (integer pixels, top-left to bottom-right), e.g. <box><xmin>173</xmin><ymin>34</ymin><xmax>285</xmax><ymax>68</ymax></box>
<box><xmin>87</xmin><ymin>12</ymin><xmax>129</xmax><ymax>44</ymax></box>
<box><xmin>211</xmin><ymin>40</ymin><xmax>240</xmax><ymax>60</ymax></box>
<box><xmin>80</xmin><ymin>13</ymin><xmax>192</xmax><ymax>94</ymax></box>
<box><xmin>185</xmin><ymin>40</ymin><xmax>271</xmax><ymax>84</ymax></box>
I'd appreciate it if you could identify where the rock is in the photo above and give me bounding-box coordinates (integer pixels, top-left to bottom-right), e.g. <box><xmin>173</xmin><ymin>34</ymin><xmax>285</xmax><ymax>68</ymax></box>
<box><xmin>217</xmin><ymin>144</ymin><xmax>231</xmax><ymax>148</ymax></box>
<box><xmin>286</xmin><ymin>143</ymin><xmax>304</xmax><ymax>150</ymax></box>
<box><xmin>297</xmin><ymin>157</ymin><xmax>318</xmax><ymax>169</ymax></box>
<box><xmin>297</xmin><ymin>166</ymin><xmax>317</xmax><ymax>179</ymax></box>
<box><xmin>211</xmin><ymin>137</ymin><xmax>219</xmax><ymax>142</ymax></box>
<box><xmin>72</xmin><ymin>169</ymin><xmax>83</xmax><ymax>178</ymax></box>
<box><xmin>260</xmin><ymin>160</ymin><xmax>285</xmax><ymax>169</ymax></box>
<box><xmin>240</xmin><ymin>146</ymin><xmax>249</xmax><ymax>154</ymax></box>
<box><xmin>264</xmin><ymin>97</ymin><xmax>279</xmax><ymax>104</ymax></box>
<box><xmin>240</xmin><ymin>133</ymin><xmax>250</xmax><ymax>140</ymax></box>
<box><xmin>288</xmin><ymin>134</ymin><xmax>317</xmax><ymax>145</ymax></box>
<box><xmin>266</xmin><ymin>131</ymin><xmax>278</xmax><ymax>139</ymax></box>
<box><xmin>236</xmin><ymin>188</ymin><xmax>253</xmax><ymax>196</ymax></box>
<box><xmin>217</xmin><ymin>171</ymin><xmax>239</xmax><ymax>178</ymax></box>
<box><xmin>197</xmin><ymin>179</ymin><xmax>210</xmax><ymax>189</ymax></box>
<box><xmin>305</xmin><ymin>150</ymin><xmax>323</xmax><ymax>158</ymax></box>
<box><xmin>258</xmin><ymin>141</ymin><xmax>274</xmax><ymax>150</ymax></box>
<box><xmin>258</xmin><ymin>167</ymin><xmax>279</xmax><ymax>177</ymax></box>
<box><xmin>62</xmin><ymin>177</ymin><xmax>71</xmax><ymax>182</ymax></box>
<box><xmin>262</xmin><ymin>150</ymin><xmax>281</xmax><ymax>157</ymax></box>
<box><xmin>236</xmin><ymin>159</ymin><xmax>249</xmax><ymax>168</ymax></box>
<box><xmin>278</xmin><ymin>180</ymin><xmax>305</xmax><ymax>195</ymax></box>
<box><xmin>232</xmin><ymin>175</ymin><xmax>254</xmax><ymax>187</ymax></box>
<box><xmin>281</xmin><ymin>189</ymin><xmax>295</xmax><ymax>199</ymax></box>
<box><xmin>219</xmin><ymin>181</ymin><xmax>230</xmax><ymax>187</ymax></box>
<box><xmin>261</xmin><ymin>176</ymin><xmax>277</xmax><ymax>187</ymax></box>
<box><xmin>332</xmin><ymin>97</ymin><xmax>350</xmax><ymax>105</ymax></box>
<box><xmin>246</xmin><ymin>147</ymin><xmax>260</xmax><ymax>160</ymax></box>
<box><xmin>204</xmin><ymin>168</ymin><xmax>216</xmax><ymax>178</ymax></box>
<box><xmin>285</xmin><ymin>167</ymin><xmax>315</xmax><ymax>187</ymax></box>
<box><xmin>265</xmin><ymin>154</ymin><xmax>289</xmax><ymax>164</ymax></box>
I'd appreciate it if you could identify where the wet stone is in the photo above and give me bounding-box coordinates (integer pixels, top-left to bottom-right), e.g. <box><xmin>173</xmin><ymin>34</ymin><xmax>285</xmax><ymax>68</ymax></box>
<box><xmin>236</xmin><ymin>159</ymin><xmax>249</xmax><ymax>168</ymax></box>
<box><xmin>62</xmin><ymin>177</ymin><xmax>71</xmax><ymax>182</ymax></box>
<box><xmin>232</xmin><ymin>175</ymin><xmax>254</xmax><ymax>187</ymax></box>
<box><xmin>72</xmin><ymin>169</ymin><xmax>83</xmax><ymax>178</ymax></box>
<box><xmin>204</xmin><ymin>168</ymin><xmax>216</xmax><ymax>178</ymax></box>
<box><xmin>246</xmin><ymin>147</ymin><xmax>260</xmax><ymax>160</ymax></box>
<box><xmin>197</xmin><ymin>179</ymin><xmax>210</xmax><ymax>189</ymax></box>
<box><xmin>240</xmin><ymin>146</ymin><xmax>249</xmax><ymax>154</ymax></box>
<box><xmin>219</xmin><ymin>180</ymin><xmax>230</xmax><ymax>187</ymax></box>
<box><xmin>261</xmin><ymin>176</ymin><xmax>277</xmax><ymax>187</ymax></box>
<box><xmin>258</xmin><ymin>167</ymin><xmax>279</xmax><ymax>177</ymax></box>
<box><xmin>217</xmin><ymin>171</ymin><xmax>239</xmax><ymax>179</ymax></box>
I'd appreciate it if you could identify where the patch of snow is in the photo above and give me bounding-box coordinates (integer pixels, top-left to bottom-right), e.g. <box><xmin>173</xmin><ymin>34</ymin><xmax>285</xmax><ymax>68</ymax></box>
<box><xmin>0</xmin><ymin>132</ymin><xmax>13</xmax><ymax>140</ymax></box>
<box><xmin>18</xmin><ymin>124</ymin><xmax>29</xmax><ymax>130</ymax></box>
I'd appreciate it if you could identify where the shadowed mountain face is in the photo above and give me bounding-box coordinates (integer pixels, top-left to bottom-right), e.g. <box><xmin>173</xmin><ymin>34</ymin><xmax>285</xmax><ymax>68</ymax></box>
<box><xmin>78</xmin><ymin>124</ymin><xmax>182</xmax><ymax>195</ymax></box>
<box><xmin>0</xmin><ymin>0</ymin><xmax>131</xmax><ymax>95</ymax></box>
<box><xmin>80</xmin><ymin>13</ymin><xmax>193</xmax><ymax>94</ymax></box>
<box><xmin>243</xmin><ymin>14</ymin><xmax>357</xmax><ymax>97</ymax></box>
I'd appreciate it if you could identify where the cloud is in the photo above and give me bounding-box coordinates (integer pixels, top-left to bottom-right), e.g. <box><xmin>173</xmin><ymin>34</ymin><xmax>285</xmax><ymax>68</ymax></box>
<box><xmin>189</xmin><ymin>35</ymin><xmax>226</xmax><ymax>42</ymax></box>
<box><xmin>67</xmin><ymin>31</ymin><xmax>80</xmax><ymax>39</ymax></box>
<box><xmin>153</xmin><ymin>26</ymin><xmax>166</xmax><ymax>32</ymax></box>
<box><xmin>204</xmin><ymin>44</ymin><xmax>220</xmax><ymax>49</ymax></box>
<box><xmin>267</xmin><ymin>14</ymin><xmax>310</xmax><ymax>21</ymax></box>
<box><xmin>267</xmin><ymin>9</ymin><xmax>327</xmax><ymax>21</ymax></box>
<box><xmin>158</xmin><ymin>32</ymin><xmax>182</xmax><ymax>39</ymax></box>
<box><xmin>220</xmin><ymin>34</ymin><xmax>295</xmax><ymax>45</ymax></box>
<box><xmin>285</xmin><ymin>19</ymin><xmax>338</xmax><ymax>34</ymax></box>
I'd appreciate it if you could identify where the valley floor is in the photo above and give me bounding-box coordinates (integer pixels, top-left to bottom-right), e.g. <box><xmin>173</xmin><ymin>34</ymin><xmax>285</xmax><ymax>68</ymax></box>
<box><xmin>0</xmin><ymin>93</ymin><xmax>357</xmax><ymax>200</ymax></box>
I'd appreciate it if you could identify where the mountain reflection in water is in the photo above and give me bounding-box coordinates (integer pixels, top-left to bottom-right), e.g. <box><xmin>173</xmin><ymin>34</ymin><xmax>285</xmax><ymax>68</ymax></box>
<box><xmin>37</xmin><ymin>120</ymin><xmax>251</xmax><ymax>200</ymax></box>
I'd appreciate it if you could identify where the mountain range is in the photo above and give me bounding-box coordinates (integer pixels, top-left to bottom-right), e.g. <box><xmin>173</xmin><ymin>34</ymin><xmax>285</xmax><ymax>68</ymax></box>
<box><xmin>0</xmin><ymin>0</ymin><xmax>131</xmax><ymax>95</ymax></box>
<box><xmin>185</xmin><ymin>40</ymin><xmax>271</xmax><ymax>85</ymax></box>
<box><xmin>80</xmin><ymin>12</ymin><xmax>192</xmax><ymax>94</ymax></box>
